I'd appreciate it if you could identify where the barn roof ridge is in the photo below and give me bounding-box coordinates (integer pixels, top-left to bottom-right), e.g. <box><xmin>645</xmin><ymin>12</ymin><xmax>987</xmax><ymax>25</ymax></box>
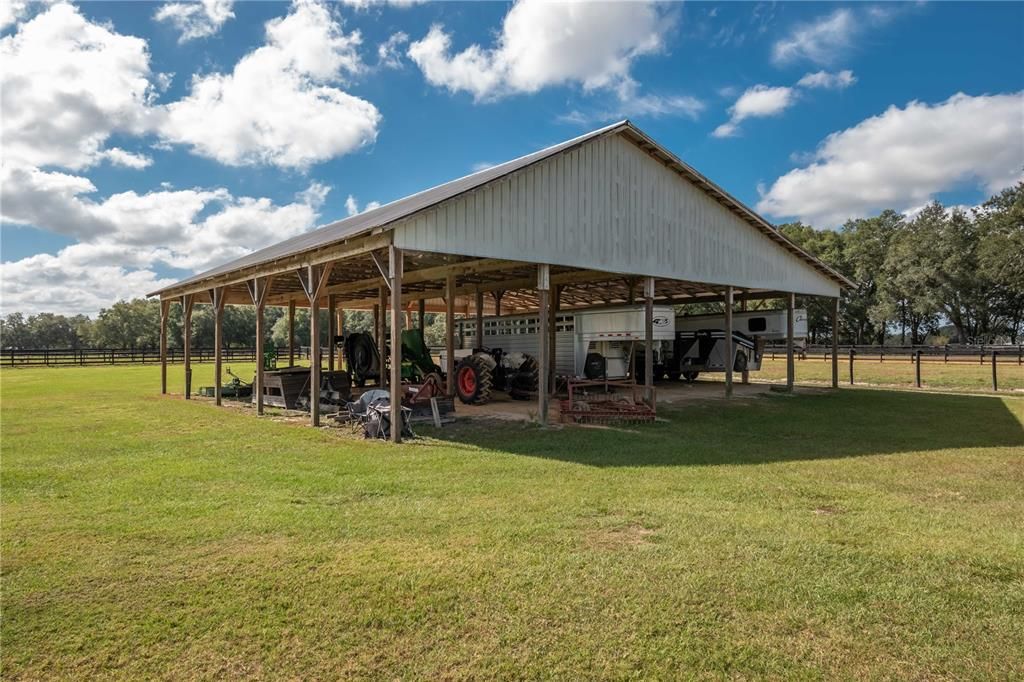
<box><xmin>151</xmin><ymin>120</ymin><xmax>851</xmax><ymax>297</ymax></box>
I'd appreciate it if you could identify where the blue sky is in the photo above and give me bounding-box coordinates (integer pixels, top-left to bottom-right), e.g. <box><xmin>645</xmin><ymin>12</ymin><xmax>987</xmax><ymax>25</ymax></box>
<box><xmin>1</xmin><ymin>1</ymin><xmax>1022</xmax><ymax>315</ymax></box>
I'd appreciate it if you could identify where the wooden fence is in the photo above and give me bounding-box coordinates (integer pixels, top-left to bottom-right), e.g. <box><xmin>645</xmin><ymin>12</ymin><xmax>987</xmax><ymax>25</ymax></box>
<box><xmin>2</xmin><ymin>347</ymin><xmax>258</xmax><ymax>367</ymax></box>
<box><xmin>764</xmin><ymin>344</ymin><xmax>1024</xmax><ymax>365</ymax></box>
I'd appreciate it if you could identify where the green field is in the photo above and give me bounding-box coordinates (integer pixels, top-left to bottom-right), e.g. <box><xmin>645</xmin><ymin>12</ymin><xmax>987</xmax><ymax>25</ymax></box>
<box><xmin>3</xmin><ymin>364</ymin><xmax>1023</xmax><ymax>679</ymax></box>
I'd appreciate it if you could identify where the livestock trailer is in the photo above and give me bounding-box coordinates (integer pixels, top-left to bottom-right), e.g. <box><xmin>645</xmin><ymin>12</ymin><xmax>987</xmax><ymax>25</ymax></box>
<box><xmin>451</xmin><ymin>304</ymin><xmax>676</xmax><ymax>381</ymax></box>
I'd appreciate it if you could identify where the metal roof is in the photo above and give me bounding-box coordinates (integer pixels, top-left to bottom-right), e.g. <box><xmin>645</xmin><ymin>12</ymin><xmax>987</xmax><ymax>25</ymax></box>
<box><xmin>151</xmin><ymin>120</ymin><xmax>850</xmax><ymax>296</ymax></box>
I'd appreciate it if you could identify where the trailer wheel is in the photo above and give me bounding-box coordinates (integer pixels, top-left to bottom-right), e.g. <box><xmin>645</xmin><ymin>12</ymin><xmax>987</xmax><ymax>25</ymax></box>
<box><xmin>583</xmin><ymin>352</ymin><xmax>606</xmax><ymax>380</ymax></box>
<box><xmin>681</xmin><ymin>358</ymin><xmax>699</xmax><ymax>383</ymax></box>
<box><xmin>733</xmin><ymin>351</ymin><xmax>748</xmax><ymax>373</ymax></box>
<box><xmin>454</xmin><ymin>355</ymin><xmax>493</xmax><ymax>404</ymax></box>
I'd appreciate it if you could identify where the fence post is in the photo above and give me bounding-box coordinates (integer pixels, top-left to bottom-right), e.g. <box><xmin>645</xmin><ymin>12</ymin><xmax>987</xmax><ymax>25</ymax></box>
<box><xmin>849</xmin><ymin>348</ymin><xmax>855</xmax><ymax>385</ymax></box>
<box><xmin>992</xmin><ymin>351</ymin><xmax>998</xmax><ymax>392</ymax></box>
<box><xmin>944</xmin><ymin>346</ymin><xmax>948</xmax><ymax>363</ymax></box>
<box><xmin>915</xmin><ymin>350</ymin><xmax>922</xmax><ymax>388</ymax></box>
<box><xmin>880</xmin><ymin>348</ymin><xmax>884</xmax><ymax>363</ymax></box>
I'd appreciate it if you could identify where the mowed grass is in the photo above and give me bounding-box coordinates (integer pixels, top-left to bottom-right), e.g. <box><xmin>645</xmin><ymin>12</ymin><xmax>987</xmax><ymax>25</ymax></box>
<box><xmin>2</xmin><ymin>364</ymin><xmax>1023</xmax><ymax>679</ymax></box>
<box><xmin>756</xmin><ymin>356</ymin><xmax>1024</xmax><ymax>392</ymax></box>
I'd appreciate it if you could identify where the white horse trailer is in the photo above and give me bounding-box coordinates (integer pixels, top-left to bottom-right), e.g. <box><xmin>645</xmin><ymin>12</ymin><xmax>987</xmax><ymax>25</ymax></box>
<box><xmin>674</xmin><ymin>309</ymin><xmax>808</xmax><ymax>341</ymax></box>
<box><xmin>451</xmin><ymin>304</ymin><xmax>676</xmax><ymax>380</ymax></box>
<box><xmin>666</xmin><ymin>309</ymin><xmax>808</xmax><ymax>381</ymax></box>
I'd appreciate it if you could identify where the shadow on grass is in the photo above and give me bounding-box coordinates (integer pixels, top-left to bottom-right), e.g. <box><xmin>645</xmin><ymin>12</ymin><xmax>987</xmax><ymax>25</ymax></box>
<box><xmin>423</xmin><ymin>389</ymin><xmax>1024</xmax><ymax>467</ymax></box>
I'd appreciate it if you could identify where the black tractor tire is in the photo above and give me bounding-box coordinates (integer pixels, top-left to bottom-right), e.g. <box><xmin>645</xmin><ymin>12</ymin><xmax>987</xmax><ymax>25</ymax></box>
<box><xmin>345</xmin><ymin>332</ymin><xmax>378</xmax><ymax>386</ymax></box>
<box><xmin>513</xmin><ymin>355</ymin><xmax>540</xmax><ymax>391</ymax></box>
<box><xmin>454</xmin><ymin>355</ymin><xmax>493</xmax><ymax>404</ymax></box>
<box><xmin>583</xmin><ymin>352</ymin><xmax>606</xmax><ymax>380</ymax></box>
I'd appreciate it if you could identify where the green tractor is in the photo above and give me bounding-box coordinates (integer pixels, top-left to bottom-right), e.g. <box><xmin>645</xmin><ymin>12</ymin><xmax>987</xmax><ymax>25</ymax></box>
<box><xmin>342</xmin><ymin>330</ymin><xmax>441</xmax><ymax>387</ymax></box>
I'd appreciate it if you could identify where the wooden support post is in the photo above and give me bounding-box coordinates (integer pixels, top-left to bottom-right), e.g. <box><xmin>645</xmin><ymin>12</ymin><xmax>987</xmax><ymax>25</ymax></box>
<box><xmin>445</xmin><ymin>274</ymin><xmax>456</xmax><ymax>397</ymax></box>
<box><xmin>247</xmin><ymin>276</ymin><xmax>272</xmax><ymax>415</ymax></box>
<box><xmin>724</xmin><ymin>285</ymin><xmax>733</xmax><ymax>398</ymax></box>
<box><xmin>915</xmin><ymin>350</ymin><xmax>922</xmax><ymax>388</ymax></box>
<box><xmin>327</xmin><ymin>294</ymin><xmax>337</xmax><ymax>372</ymax></box>
<box><xmin>337</xmin><ymin>308</ymin><xmax>345</xmax><ymax>370</ymax></box>
<box><xmin>211</xmin><ymin>286</ymin><xmax>227</xmax><ymax>406</ymax></box>
<box><xmin>739</xmin><ymin>293</ymin><xmax>749</xmax><ymax>384</ymax></box>
<box><xmin>475</xmin><ymin>290</ymin><xmax>484</xmax><ymax>350</ymax></box>
<box><xmin>992</xmin><ymin>351</ymin><xmax>998</xmax><ymax>391</ymax></box>
<box><xmin>645</xmin><ymin>277</ymin><xmax>655</xmax><ymax>403</ymax></box>
<box><xmin>389</xmin><ymin>246</ymin><xmax>404</xmax><ymax>443</ymax></box>
<box><xmin>786</xmin><ymin>292</ymin><xmax>795</xmax><ymax>391</ymax></box>
<box><xmin>549</xmin><ymin>285</ymin><xmax>559</xmax><ymax>394</ymax></box>
<box><xmin>418</xmin><ymin>298</ymin><xmax>427</xmax><ymax>342</ymax></box>
<box><xmin>378</xmin><ymin>286</ymin><xmax>388</xmax><ymax>388</ymax></box>
<box><xmin>537</xmin><ymin>265</ymin><xmax>550</xmax><ymax>426</ymax></box>
<box><xmin>849</xmin><ymin>348</ymin><xmax>855</xmax><ymax>385</ymax></box>
<box><xmin>831</xmin><ymin>297</ymin><xmax>840</xmax><ymax>389</ymax></box>
<box><xmin>493</xmin><ymin>290</ymin><xmax>504</xmax><ymax>318</ymax></box>
<box><xmin>159</xmin><ymin>299</ymin><xmax>170</xmax><ymax>395</ymax></box>
<box><xmin>287</xmin><ymin>301</ymin><xmax>296</xmax><ymax>367</ymax></box>
<box><xmin>181</xmin><ymin>294</ymin><xmax>194</xmax><ymax>399</ymax></box>
<box><xmin>298</xmin><ymin>264</ymin><xmax>333</xmax><ymax>427</ymax></box>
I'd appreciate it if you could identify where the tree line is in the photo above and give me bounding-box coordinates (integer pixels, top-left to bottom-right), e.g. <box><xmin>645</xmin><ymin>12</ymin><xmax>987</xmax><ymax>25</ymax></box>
<box><xmin>2</xmin><ymin>183</ymin><xmax>1020</xmax><ymax>350</ymax></box>
<box><xmin>782</xmin><ymin>182</ymin><xmax>1023</xmax><ymax>345</ymax></box>
<box><xmin>0</xmin><ymin>298</ymin><xmax>449</xmax><ymax>351</ymax></box>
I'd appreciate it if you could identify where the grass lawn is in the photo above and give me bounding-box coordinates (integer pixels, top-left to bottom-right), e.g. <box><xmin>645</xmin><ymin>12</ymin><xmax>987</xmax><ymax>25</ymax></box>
<box><xmin>756</xmin><ymin>356</ymin><xmax>1024</xmax><ymax>393</ymax></box>
<box><xmin>2</xmin><ymin>363</ymin><xmax>1023</xmax><ymax>679</ymax></box>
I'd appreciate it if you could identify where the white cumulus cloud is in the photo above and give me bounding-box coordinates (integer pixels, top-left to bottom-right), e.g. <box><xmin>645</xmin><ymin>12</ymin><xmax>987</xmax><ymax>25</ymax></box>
<box><xmin>154</xmin><ymin>0</ymin><xmax>235</xmax><ymax>43</ymax></box>
<box><xmin>797</xmin><ymin>69</ymin><xmax>856</xmax><ymax>90</ymax></box>
<box><xmin>1</xmin><ymin>169</ymin><xmax>331</xmax><ymax>314</ymax></box>
<box><xmin>344</xmin><ymin>195</ymin><xmax>381</xmax><ymax>216</ymax></box>
<box><xmin>0</xmin><ymin>2</ymin><xmax>156</xmax><ymax>170</ymax></box>
<box><xmin>158</xmin><ymin>0</ymin><xmax>381</xmax><ymax>169</ymax></box>
<box><xmin>756</xmin><ymin>92</ymin><xmax>1024</xmax><ymax>226</ymax></box>
<box><xmin>407</xmin><ymin>0</ymin><xmax>670</xmax><ymax>101</ymax></box>
<box><xmin>772</xmin><ymin>8</ymin><xmax>856</xmax><ymax>66</ymax></box>
<box><xmin>712</xmin><ymin>85</ymin><xmax>795</xmax><ymax>138</ymax></box>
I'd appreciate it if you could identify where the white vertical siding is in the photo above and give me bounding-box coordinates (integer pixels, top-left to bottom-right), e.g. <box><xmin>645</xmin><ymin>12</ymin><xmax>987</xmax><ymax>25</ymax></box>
<box><xmin>394</xmin><ymin>133</ymin><xmax>839</xmax><ymax>297</ymax></box>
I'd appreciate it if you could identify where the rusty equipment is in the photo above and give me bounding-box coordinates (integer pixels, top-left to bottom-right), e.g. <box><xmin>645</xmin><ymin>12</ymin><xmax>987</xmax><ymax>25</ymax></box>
<box><xmin>559</xmin><ymin>379</ymin><xmax>656</xmax><ymax>425</ymax></box>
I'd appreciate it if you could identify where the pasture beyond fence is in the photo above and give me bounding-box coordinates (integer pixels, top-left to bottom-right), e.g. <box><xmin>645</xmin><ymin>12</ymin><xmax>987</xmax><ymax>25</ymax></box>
<box><xmin>763</xmin><ymin>344</ymin><xmax>1022</xmax><ymax>392</ymax></box>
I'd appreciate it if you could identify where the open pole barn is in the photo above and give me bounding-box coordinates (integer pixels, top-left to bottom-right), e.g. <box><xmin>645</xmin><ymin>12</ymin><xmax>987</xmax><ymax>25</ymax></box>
<box><xmin>149</xmin><ymin>121</ymin><xmax>851</xmax><ymax>442</ymax></box>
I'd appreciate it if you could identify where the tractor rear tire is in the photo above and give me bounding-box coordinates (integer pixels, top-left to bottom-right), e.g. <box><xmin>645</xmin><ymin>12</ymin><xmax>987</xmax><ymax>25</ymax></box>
<box><xmin>454</xmin><ymin>355</ymin><xmax>493</xmax><ymax>404</ymax></box>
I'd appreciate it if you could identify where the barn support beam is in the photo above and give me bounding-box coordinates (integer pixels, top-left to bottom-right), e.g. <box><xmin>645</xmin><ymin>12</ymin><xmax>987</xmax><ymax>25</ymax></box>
<box><xmin>475</xmin><ymin>291</ymin><xmax>484</xmax><ymax>350</ymax></box>
<box><xmin>287</xmin><ymin>301</ymin><xmax>296</xmax><ymax>367</ymax></box>
<box><xmin>418</xmin><ymin>298</ymin><xmax>427</xmax><ymax>342</ymax></box>
<box><xmin>445</xmin><ymin>274</ymin><xmax>456</xmax><ymax>397</ymax></box>
<box><xmin>377</xmin><ymin>287</ymin><xmax>388</xmax><ymax>388</ymax></box>
<box><xmin>299</xmin><ymin>263</ymin><xmax>333</xmax><ymax>427</ymax></box>
<box><xmin>739</xmin><ymin>292</ymin><xmax>749</xmax><ymax>385</ymax></box>
<box><xmin>327</xmin><ymin>294</ymin><xmax>336</xmax><ymax>372</ymax></box>
<box><xmin>493</xmin><ymin>290</ymin><xmax>504</xmax><ymax>318</ymax></box>
<box><xmin>181</xmin><ymin>294</ymin><xmax>194</xmax><ymax>399</ymax></box>
<box><xmin>159</xmin><ymin>299</ymin><xmax>170</xmax><ymax>395</ymax></box>
<box><xmin>247</xmin><ymin>276</ymin><xmax>272</xmax><ymax>415</ymax></box>
<box><xmin>211</xmin><ymin>286</ymin><xmax>227</xmax><ymax>406</ymax></box>
<box><xmin>537</xmin><ymin>264</ymin><xmax>550</xmax><ymax>426</ymax></box>
<box><xmin>786</xmin><ymin>292</ymin><xmax>796</xmax><ymax>391</ymax></box>
<box><xmin>389</xmin><ymin>246</ymin><xmax>404</xmax><ymax>443</ymax></box>
<box><xmin>831</xmin><ymin>297</ymin><xmax>840</xmax><ymax>389</ymax></box>
<box><xmin>644</xmin><ymin>277</ymin><xmax>655</xmax><ymax>402</ymax></box>
<box><xmin>337</xmin><ymin>307</ymin><xmax>345</xmax><ymax>371</ymax></box>
<box><xmin>549</xmin><ymin>285</ymin><xmax>559</xmax><ymax>394</ymax></box>
<box><xmin>724</xmin><ymin>285</ymin><xmax>734</xmax><ymax>399</ymax></box>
